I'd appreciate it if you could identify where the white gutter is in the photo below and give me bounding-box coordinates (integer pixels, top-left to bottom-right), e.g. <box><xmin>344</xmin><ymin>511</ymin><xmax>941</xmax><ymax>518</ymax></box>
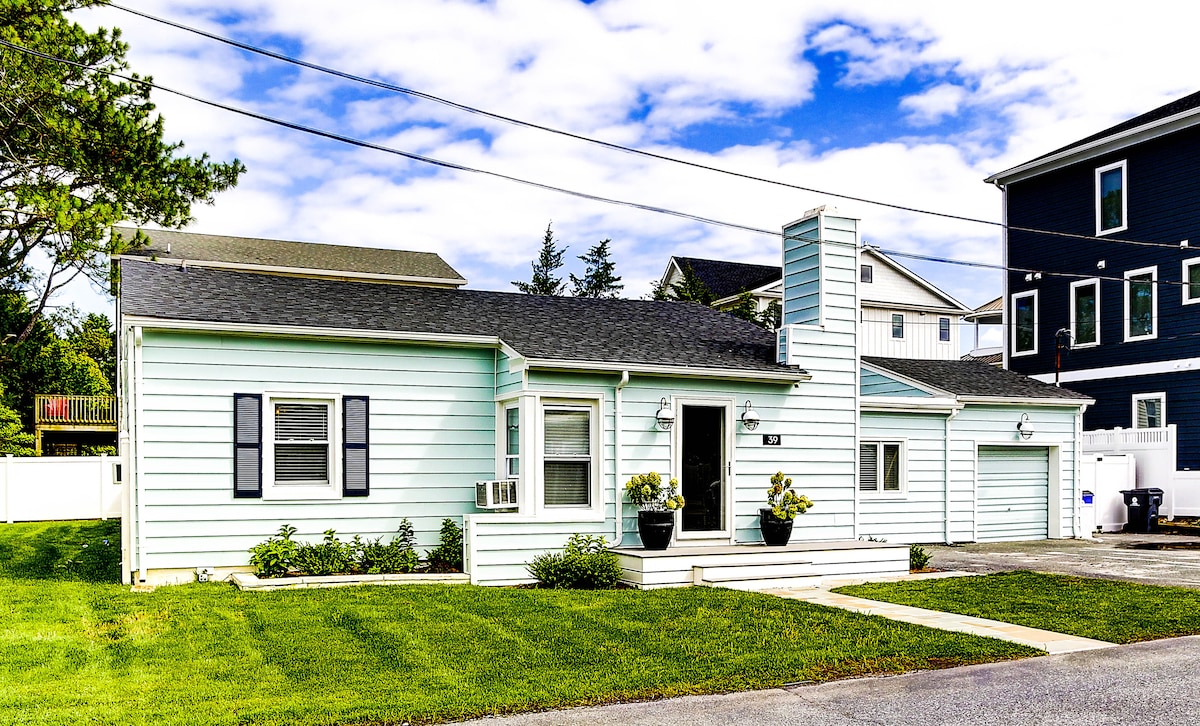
<box><xmin>526</xmin><ymin>358</ymin><xmax>811</xmax><ymax>383</ymax></box>
<box><xmin>612</xmin><ymin>371</ymin><xmax>630</xmax><ymax>547</ymax></box>
<box><xmin>133</xmin><ymin>326</ymin><xmax>146</xmax><ymax>583</ymax></box>
<box><xmin>113</xmin><ymin>255</ymin><xmax>466</xmax><ymax>287</ymax></box>
<box><xmin>860</xmin><ymin>397</ymin><xmax>962</xmax><ymax>413</ymax></box>
<box><xmin>121</xmin><ymin>315</ymin><xmax>504</xmax><ymax>349</ymax></box>
<box><xmin>956</xmin><ymin>395</ymin><xmax>1094</xmax><ymax>407</ymax></box>
<box><xmin>944</xmin><ymin>406</ymin><xmax>961</xmax><ymax>544</ymax></box>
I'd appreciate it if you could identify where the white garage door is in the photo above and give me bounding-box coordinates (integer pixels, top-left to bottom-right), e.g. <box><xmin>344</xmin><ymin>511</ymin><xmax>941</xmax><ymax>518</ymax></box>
<box><xmin>977</xmin><ymin>446</ymin><xmax>1049</xmax><ymax>542</ymax></box>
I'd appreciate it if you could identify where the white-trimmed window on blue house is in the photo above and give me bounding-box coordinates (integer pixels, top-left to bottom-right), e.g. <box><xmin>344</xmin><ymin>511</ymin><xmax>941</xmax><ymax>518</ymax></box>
<box><xmin>938</xmin><ymin>317</ymin><xmax>951</xmax><ymax>342</ymax></box>
<box><xmin>1183</xmin><ymin>257</ymin><xmax>1200</xmax><ymax>305</ymax></box>
<box><xmin>1096</xmin><ymin>160</ymin><xmax>1127</xmax><ymax>235</ymax></box>
<box><xmin>1012</xmin><ymin>290</ymin><xmax>1037</xmax><ymax>356</ymax></box>
<box><xmin>1133</xmin><ymin>392</ymin><xmax>1165</xmax><ymax>429</ymax></box>
<box><xmin>233</xmin><ymin>393</ymin><xmax>369</xmax><ymax>500</ymax></box>
<box><xmin>1070</xmin><ymin>278</ymin><xmax>1100</xmax><ymax>347</ymax></box>
<box><xmin>859</xmin><ymin>441</ymin><xmax>905</xmax><ymax>495</ymax></box>
<box><xmin>891</xmin><ymin>313</ymin><xmax>904</xmax><ymax>339</ymax></box>
<box><xmin>542</xmin><ymin>405</ymin><xmax>593</xmax><ymax>508</ymax></box>
<box><xmin>1124</xmin><ymin>266</ymin><xmax>1157</xmax><ymax>341</ymax></box>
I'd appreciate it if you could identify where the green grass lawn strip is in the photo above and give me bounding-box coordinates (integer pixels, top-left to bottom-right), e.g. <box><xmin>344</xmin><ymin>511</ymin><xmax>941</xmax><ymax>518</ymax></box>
<box><xmin>0</xmin><ymin>522</ymin><xmax>1039</xmax><ymax>725</ymax></box>
<box><xmin>835</xmin><ymin>571</ymin><xmax>1200</xmax><ymax>644</ymax></box>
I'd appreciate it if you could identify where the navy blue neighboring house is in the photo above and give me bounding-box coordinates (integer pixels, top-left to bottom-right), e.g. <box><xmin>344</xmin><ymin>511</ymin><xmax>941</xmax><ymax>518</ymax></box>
<box><xmin>986</xmin><ymin>90</ymin><xmax>1200</xmax><ymax>469</ymax></box>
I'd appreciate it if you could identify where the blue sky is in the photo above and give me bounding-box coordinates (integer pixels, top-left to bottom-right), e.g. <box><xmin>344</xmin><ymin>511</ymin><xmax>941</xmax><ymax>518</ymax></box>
<box><xmin>60</xmin><ymin>0</ymin><xmax>1198</xmax><ymax>352</ymax></box>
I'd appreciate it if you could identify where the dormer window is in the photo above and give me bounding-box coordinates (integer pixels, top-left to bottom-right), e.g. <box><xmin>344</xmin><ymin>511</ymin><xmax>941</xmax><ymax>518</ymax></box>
<box><xmin>1096</xmin><ymin>160</ymin><xmax>1127</xmax><ymax>235</ymax></box>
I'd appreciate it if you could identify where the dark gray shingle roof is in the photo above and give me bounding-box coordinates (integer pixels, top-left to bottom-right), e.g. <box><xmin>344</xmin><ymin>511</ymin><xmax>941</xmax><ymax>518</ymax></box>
<box><xmin>120</xmin><ymin>260</ymin><xmax>791</xmax><ymax>376</ymax></box>
<box><xmin>672</xmin><ymin>257</ymin><xmax>780</xmax><ymax>300</ymax></box>
<box><xmin>118</xmin><ymin>228</ymin><xmax>465</xmax><ymax>285</ymax></box>
<box><xmin>863</xmin><ymin>356</ymin><xmax>1092</xmax><ymax>401</ymax></box>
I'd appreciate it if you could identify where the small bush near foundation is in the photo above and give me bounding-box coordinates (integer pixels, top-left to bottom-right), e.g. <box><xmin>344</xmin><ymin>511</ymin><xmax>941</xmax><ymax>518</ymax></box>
<box><xmin>910</xmin><ymin>543</ymin><xmax>932</xmax><ymax>571</ymax></box>
<box><xmin>249</xmin><ymin>525</ymin><xmax>298</xmax><ymax>577</ymax></box>
<box><xmin>354</xmin><ymin>519</ymin><xmax>419</xmax><ymax>574</ymax></box>
<box><xmin>426</xmin><ymin>518</ymin><xmax>464</xmax><ymax>573</ymax></box>
<box><xmin>527</xmin><ymin>533</ymin><xmax>621</xmax><ymax>589</ymax></box>
<box><xmin>292</xmin><ymin>530</ymin><xmax>354</xmax><ymax>576</ymax></box>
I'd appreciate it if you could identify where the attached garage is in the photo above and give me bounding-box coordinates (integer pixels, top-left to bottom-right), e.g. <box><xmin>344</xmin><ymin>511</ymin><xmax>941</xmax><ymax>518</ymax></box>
<box><xmin>977</xmin><ymin>445</ymin><xmax>1050</xmax><ymax>541</ymax></box>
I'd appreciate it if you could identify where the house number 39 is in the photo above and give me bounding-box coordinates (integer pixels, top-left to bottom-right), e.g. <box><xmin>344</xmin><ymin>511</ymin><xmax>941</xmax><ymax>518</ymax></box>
<box><xmin>762</xmin><ymin>434</ymin><xmax>781</xmax><ymax>446</ymax></box>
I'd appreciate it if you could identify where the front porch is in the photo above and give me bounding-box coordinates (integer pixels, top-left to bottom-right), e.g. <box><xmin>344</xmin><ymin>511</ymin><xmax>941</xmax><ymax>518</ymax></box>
<box><xmin>613</xmin><ymin>540</ymin><xmax>910</xmax><ymax>590</ymax></box>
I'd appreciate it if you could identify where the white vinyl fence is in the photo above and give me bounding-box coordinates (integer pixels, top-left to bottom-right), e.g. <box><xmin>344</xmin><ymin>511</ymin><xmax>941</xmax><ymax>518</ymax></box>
<box><xmin>1</xmin><ymin>454</ymin><xmax>122</xmax><ymax>523</ymax></box>
<box><xmin>1080</xmin><ymin>425</ymin><xmax>1200</xmax><ymax>518</ymax></box>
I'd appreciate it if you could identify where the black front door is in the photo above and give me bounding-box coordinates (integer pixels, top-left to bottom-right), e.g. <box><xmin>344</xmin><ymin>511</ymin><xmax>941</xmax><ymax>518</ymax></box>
<box><xmin>680</xmin><ymin>405</ymin><xmax>724</xmax><ymax>532</ymax></box>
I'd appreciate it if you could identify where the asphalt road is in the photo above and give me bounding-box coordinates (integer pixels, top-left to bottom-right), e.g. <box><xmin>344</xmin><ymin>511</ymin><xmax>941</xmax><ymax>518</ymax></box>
<box><xmin>456</xmin><ymin>636</ymin><xmax>1200</xmax><ymax>725</ymax></box>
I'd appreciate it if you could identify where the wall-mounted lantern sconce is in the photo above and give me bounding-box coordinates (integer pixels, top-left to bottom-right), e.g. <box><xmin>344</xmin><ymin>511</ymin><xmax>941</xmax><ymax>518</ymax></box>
<box><xmin>656</xmin><ymin>398</ymin><xmax>675</xmax><ymax>431</ymax></box>
<box><xmin>1017</xmin><ymin>413</ymin><xmax>1034</xmax><ymax>440</ymax></box>
<box><xmin>741</xmin><ymin>400</ymin><xmax>760</xmax><ymax>431</ymax></box>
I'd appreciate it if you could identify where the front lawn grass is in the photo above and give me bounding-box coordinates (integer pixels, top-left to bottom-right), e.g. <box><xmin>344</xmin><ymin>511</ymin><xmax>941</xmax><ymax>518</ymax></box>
<box><xmin>836</xmin><ymin>571</ymin><xmax>1200</xmax><ymax>644</ymax></box>
<box><xmin>0</xmin><ymin>522</ymin><xmax>1039</xmax><ymax>725</ymax></box>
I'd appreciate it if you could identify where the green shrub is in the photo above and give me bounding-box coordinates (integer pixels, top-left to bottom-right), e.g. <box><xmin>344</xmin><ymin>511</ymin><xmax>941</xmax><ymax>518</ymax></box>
<box><xmin>292</xmin><ymin>529</ymin><xmax>354</xmax><ymax>576</ymax></box>
<box><xmin>909</xmin><ymin>543</ymin><xmax>932</xmax><ymax>571</ymax></box>
<box><xmin>527</xmin><ymin>533</ymin><xmax>621</xmax><ymax>589</ymax></box>
<box><xmin>426</xmin><ymin>518</ymin><xmax>464</xmax><ymax>573</ymax></box>
<box><xmin>249</xmin><ymin>524</ymin><xmax>298</xmax><ymax>577</ymax></box>
<box><xmin>354</xmin><ymin>519</ymin><xmax>419</xmax><ymax>574</ymax></box>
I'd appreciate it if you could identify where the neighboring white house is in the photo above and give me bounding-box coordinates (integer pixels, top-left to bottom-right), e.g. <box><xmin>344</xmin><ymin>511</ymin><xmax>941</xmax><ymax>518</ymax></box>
<box><xmin>116</xmin><ymin>209</ymin><xmax>1090</xmax><ymax>587</ymax></box>
<box><xmin>661</xmin><ymin>244</ymin><xmax>972</xmax><ymax>359</ymax></box>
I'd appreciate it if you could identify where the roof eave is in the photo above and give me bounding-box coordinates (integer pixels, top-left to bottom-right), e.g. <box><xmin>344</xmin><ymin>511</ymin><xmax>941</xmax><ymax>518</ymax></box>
<box><xmin>114</xmin><ymin>255</ymin><xmax>467</xmax><ymax>287</ymax></box>
<box><xmin>525</xmin><ymin>357</ymin><xmax>811</xmax><ymax>383</ymax></box>
<box><xmin>956</xmin><ymin>395</ymin><xmax>1094</xmax><ymax>407</ymax></box>
<box><xmin>985</xmin><ymin>106</ymin><xmax>1200</xmax><ymax>186</ymax></box>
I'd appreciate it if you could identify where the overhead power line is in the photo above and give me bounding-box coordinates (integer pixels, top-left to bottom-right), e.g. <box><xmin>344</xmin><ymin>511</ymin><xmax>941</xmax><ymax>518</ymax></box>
<box><xmin>6</xmin><ymin>36</ymin><xmax>1197</xmax><ymax>297</ymax></box>
<box><xmin>103</xmin><ymin>2</ymin><xmax>1194</xmax><ymax>253</ymax></box>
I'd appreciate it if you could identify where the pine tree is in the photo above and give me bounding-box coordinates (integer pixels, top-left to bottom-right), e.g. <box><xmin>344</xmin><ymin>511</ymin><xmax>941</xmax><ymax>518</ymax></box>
<box><xmin>668</xmin><ymin>263</ymin><xmax>715</xmax><ymax>305</ymax></box>
<box><xmin>512</xmin><ymin>223</ymin><xmax>567</xmax><ymax>295</ymax></box>
<box><xmin>570</xmin><ymin>239</ymin><xmax>623</xmax><ymax>298</ymax></box>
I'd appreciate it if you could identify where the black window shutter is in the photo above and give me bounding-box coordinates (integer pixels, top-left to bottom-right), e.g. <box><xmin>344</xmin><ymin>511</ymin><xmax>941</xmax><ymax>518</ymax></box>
<box><xmin>233</xmin><ymin>394</ymin><xmax>263</xmax><ymax>498</ymax></box>
<box><xmin>343</xmin><ymin>396</ymin><xmax>370</xmax><ymax>497</ymax></box>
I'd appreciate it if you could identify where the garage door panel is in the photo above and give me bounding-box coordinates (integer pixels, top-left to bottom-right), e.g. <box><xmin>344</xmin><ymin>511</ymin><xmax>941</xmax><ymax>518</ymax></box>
<box><xmin>978</xmin><ymin>446</ymin><xmax>1049</xmax><ymax>542</ymax></box>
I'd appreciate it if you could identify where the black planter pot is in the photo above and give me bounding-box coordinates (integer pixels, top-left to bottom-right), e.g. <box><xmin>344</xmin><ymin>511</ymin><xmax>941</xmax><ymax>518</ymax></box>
<box><xmin>638</xmin><ymin>510</ymin><xmax>675</xmax><ymax>550</ymax></box>
<box><xmin>759</xmin><ymin>508</ymin><xmax>794</xmax><ymax>546</ymax></box>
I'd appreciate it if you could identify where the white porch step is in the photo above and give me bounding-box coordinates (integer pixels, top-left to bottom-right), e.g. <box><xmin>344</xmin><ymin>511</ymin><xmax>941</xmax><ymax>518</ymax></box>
<box><xmin>692</xmin><ymin>562</ymin><xmax>822</xmax><ymax>590</ymax></box>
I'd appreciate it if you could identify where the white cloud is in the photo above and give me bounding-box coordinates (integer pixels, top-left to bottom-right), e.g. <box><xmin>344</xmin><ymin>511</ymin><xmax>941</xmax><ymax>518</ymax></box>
<box><xmin>901</xmin><ymin>84</ymin><xmax>967</xmax><ymax>126</ymax></box>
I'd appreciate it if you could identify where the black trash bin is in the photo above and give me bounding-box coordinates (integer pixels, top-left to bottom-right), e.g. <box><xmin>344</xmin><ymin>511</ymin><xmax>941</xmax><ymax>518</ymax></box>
<box><xmin>1120</xmin><ymin>488</ymin><xmax>1165</xmax><ymax>533</ymax></box>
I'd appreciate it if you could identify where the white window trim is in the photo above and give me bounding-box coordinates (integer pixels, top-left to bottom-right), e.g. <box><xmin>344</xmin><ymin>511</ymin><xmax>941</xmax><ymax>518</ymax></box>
<box><xmin>938</xmin><ymin>317</ymin><xmax>951</xmax><ymax>344</ymax></box>
<box><xmin>1183</xmin><ymin>257</ymin><xmax>1200</xmax><ymax>306</ymax></box>
<box><xmin>891</xmin><ymin>313</ymin><xmax>905</xmax><ymax>340</ymax></box>
<box><xmin>859</xmin><ymin>439</ymin><xmax>907</xmax><ymax>498</ymax></box>
<box><xmin>1011</xmin><ymin>290</ymin><xmax>1038</xmax><ymax>357</ymax></box>
<box><xmin>1124</xmin><ymin>266</ymin><xmax>1158</xmax><ymax>342</ymax></box>
<box><xmin>503</xmin><ymin>403</ymin><xmax>520</xmax><ymax>482</ymax></box>
<box><xmin>262</xmin><ymin>392</ymin><xmax>341</xmax><ymax>501</ymax></box>
<box><xmin>1132</xmin><ymin>392</ymin><xmax>1166</xmax><ymax>429</ymax></box>
<box><xmin>1069</xmin><ymin>278</ymin><xmax>1101</xmax><ymax>348</ymax></box>
<box><xmin>1095</xmin><ymin>159</ymin><xmax>1128</xmax><ymax>236</ymax></box>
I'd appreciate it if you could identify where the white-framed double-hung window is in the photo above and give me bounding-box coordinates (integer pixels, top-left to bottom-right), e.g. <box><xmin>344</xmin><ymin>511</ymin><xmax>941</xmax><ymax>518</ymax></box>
<box><xmin>1096</xmin><ymin>160</ymin><xmax>1127</xmax><ymax>236</ymax></box>
<box><xmin>1132</xmin><ymin>393</ymin><xmax>1165</xmax><ymax>429</ymax></box>
<box><xmin>1070</xmin><ymin>279</ymin><xmax>1100</xmax><ymax>347</ymax></box>
<box><xmin>542</xmin><ymin>405</ymin><xmax>593</xmax><ymax>508</ymax></box>
<box><xmin>1124</xmin><ymin>266</ymin><xmax>1157</xmax><ymax>341</ymax></box>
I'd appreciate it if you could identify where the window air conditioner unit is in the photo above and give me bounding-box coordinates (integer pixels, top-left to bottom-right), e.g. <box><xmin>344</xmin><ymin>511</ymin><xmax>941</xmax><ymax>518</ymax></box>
<box><xmin>475</xmin><ymin>480</ymin><xmax>518</xmax><ymax>510</ymax></box>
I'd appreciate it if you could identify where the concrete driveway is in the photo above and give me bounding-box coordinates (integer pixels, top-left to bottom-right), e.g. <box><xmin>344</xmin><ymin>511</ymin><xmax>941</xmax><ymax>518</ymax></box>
<box><xmin>926</xmin><ymin>531</ymin><xmax>1200</xmax><ymax>588</ymax></box>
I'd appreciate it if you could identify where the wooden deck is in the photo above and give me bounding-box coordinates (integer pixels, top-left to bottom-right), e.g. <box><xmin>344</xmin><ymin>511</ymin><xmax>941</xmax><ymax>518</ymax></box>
<box><xmin>613</xmin><ymin>540</ymin><xmax>910</xmax><ymax>590</ymax></box>
<box><xmin>34</xmin><ymin>394</ymin><xmax>118</xmax><ymax>454</ymax></box>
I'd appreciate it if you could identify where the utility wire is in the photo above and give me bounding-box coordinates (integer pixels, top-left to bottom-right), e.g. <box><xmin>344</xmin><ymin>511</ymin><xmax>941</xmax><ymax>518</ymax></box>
<box><xmin>5</xmin><ymin>36</ymin><xmax>1196</xmax><ymax>298</ymax></box>
<box><xmin>102</xmin><ymin>2</ymin><xmax>1195</xmax><ymax>253</ymax></box>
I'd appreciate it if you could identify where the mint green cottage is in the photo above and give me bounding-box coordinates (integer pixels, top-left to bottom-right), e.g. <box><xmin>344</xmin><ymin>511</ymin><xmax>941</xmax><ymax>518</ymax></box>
<box><xmin>116</xmin><ymin>210</ymin><xmax>1091</xmax><ymax>586</ymax></box>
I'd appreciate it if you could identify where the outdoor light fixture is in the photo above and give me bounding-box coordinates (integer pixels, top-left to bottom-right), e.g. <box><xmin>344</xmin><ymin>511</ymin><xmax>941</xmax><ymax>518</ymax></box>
<box><xmin>741</xmin><ymin>400</ymin><xmax>760</xmax><ymax>431</ymax></box>
<box><xmin>1017</xmin><ymin>413</ymin><xmax>1034</xmax><ymax>440</ymax></box>
<box><xmin>655</xmin><ymin>397</ymin><xmax>675</xmax><ymax>431</ymax></box>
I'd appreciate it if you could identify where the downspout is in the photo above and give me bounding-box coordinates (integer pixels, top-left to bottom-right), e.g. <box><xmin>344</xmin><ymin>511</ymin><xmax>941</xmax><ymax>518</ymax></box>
<box><xmin>133</xmin><ymin>326</ymin><xmax>146</xmax><ymax>583</ymax></box>
<box><xmin>944</xmin><ymin>405</ymin><xmax>963</xmax><ymax>544</ymax></box>
<box><xmin>612</xmin><ymin>371</ymin><xmax>630</xmax><ymax>547</ymax></box>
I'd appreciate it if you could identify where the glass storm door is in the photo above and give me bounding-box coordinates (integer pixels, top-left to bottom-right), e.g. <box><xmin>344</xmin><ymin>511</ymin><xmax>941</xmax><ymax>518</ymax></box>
<box><xmin>679</xmin><ymin>404</ymin><xmax>727</xmax><ymax>534</ymax></box>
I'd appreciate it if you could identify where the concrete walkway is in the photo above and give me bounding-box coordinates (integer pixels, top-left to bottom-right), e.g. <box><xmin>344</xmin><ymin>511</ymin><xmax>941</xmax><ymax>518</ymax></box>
<box><xmin>766</xmin><ymin>584</ymin><xmax>1116</xmax><ymax>654</ymax></box>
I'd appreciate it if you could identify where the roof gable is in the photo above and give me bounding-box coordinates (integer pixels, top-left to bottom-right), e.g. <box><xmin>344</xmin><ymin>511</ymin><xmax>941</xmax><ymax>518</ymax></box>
<box><xmin>860</xmin><ymin>248</ymin><xmax>969</xmax><ymax>312</ymax></box>
<box><xmin>665</xmin><ymin>256</ymin><xmax>781</xmax><ymax>300</ymax></box>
